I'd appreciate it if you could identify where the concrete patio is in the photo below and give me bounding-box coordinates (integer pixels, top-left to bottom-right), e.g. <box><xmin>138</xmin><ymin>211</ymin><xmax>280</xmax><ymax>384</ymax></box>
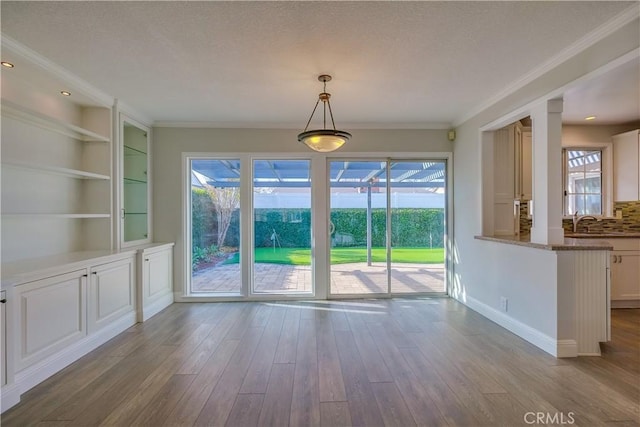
<box><xmin>191</xmin><ymin>262</ymin><xmax>445</xmax><ymax>294</ymax></box>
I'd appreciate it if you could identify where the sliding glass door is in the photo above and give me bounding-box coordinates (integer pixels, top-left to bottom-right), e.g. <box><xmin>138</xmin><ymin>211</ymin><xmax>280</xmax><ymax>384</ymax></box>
<box><xmin>190</xmin><ymin>159</ymin><xmax>241</xmax><ymax>294</ymax></box>
<box><xmin>389</xmin><ymin>161</ymin><xmax>446</xmax><ymax>293</ymax></box>
<box><xmin>329</xmin><ymin>161</ymin><xmax>388</xmax><ymax>295</ymax></box>
<box><xmin>329</xmin><ymin>159</ymin><xmax>447</xmax><ymax>296</ymax></box>
<box><xmin>252</xmin><ymin>159</ymin><xmax>312</xmax><ymax>294</ymax></box>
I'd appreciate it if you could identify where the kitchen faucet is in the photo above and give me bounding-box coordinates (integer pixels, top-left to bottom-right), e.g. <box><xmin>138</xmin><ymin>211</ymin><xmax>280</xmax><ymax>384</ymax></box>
<box><xmin>572</xmin><ymin>211</ymin><xmax>599</xmax><ymax>233</ymax></box>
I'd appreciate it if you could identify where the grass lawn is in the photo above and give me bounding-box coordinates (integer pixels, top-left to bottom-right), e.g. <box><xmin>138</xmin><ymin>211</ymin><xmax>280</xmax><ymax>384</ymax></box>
<box><xmin>225</xmin><ymin>247</ymin><xmax>444</xmax><ymax>265</ymax></box>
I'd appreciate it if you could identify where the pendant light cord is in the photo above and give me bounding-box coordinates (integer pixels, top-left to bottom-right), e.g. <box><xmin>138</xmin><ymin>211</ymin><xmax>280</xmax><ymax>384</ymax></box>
<box><xmin>302</xmin><ymin>77</ymin><xmax>338</xmax><ymax>132</ymax></box>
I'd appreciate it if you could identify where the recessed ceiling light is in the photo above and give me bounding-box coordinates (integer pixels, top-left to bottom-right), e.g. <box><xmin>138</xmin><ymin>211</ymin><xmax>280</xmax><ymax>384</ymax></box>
<box><xmin>584</xmin><ymin>116</ymin><xmax>596</xmax><ymax>121</ymax></box>
<box><xmin>1</xmin><ymin>61</ymin><xmax>15</xmax><ymax>68</ymax></box>
<box><xmin>60</xmin><ymin>91</ymin><xmax>71</xmax><ymax>97</ymax></box>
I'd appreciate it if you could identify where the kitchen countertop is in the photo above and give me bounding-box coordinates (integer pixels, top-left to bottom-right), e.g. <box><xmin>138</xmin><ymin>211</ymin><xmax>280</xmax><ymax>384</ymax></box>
<box><xmin>475</xmin><ymin>234</ymin><xmax>615</xmax><ymax>251</ymax></box>
<box><xmin>564</xmin><ymin>232</ymin><xmax>640</xmax><ymax>238</ymax></box>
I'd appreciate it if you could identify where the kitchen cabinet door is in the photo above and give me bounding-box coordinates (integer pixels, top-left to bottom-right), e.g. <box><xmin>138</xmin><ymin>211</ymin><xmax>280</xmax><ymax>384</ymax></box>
<box><xmin>612</xmin><ymin>130</ymin><xmax>639</xmax><ymax>202</ymax></box>
<box><xmin>610</xmin><ymin>251</ymin><xmax>640</xmax><ymax>302</ymax></box>
<box><xmin>520</xmin><ymin>129</ymin><xmax>532</xmax><ymax>200</ymax></box>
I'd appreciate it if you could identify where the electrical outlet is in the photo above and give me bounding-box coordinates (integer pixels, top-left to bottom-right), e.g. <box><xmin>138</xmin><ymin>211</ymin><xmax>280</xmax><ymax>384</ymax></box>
<box><xmin>616</xmin><ymin>209</ymin><xmax>622</xmax><ymax>219</ymax></box>
<box><xmin>500</xmin><ymin>297</ymin><xmax>508</xmax><ymax>312</ymax></box>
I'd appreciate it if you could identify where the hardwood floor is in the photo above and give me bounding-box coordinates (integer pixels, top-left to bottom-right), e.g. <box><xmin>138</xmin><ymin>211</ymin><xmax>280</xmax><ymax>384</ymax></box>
<box><xmin>2</xmin><ymin>299</ymin><xmax>638</xmax><ymax>426</ymax></box>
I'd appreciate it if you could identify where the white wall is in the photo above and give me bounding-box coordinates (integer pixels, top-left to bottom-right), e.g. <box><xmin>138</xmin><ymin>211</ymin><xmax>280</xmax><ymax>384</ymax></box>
<box><xmin>151</xmin><ymin>128</ymin><xmax>450</xmax><ymax>292</ymax></box>
<box><xmin>451</xmin><ymin>16</ymin><xmax>639</xmax><ymax>355</ymax></box>
<box><xmin>452</xmin><ymin>240</ymin><xmax>558</xmax><ymax>338</ymax></box>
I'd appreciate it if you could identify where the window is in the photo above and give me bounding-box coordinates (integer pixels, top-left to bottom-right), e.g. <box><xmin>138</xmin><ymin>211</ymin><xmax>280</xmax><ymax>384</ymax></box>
<box><xmin>564</xmin><ymin>149</ymin><xmax>602</xmax><ymax>215</ymax></box>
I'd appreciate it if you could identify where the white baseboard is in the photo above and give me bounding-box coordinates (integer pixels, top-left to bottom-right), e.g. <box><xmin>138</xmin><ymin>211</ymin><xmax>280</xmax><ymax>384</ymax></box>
<box><xmin>0</xmin><ymin>382</ymin><xmax>21</xmax><ymax>413</ymax></box>
<box><xmin>611</xmin><ymin>300</ymin><xmax>640</xmax><ymax>309</ymax></box>
<box><xmin>557</xmin><ymin>339</ymin><xmax>578</xmax><ymax>357</ymax></box>
<box><xmin>15</xmin><ymin>313</ymin><xmax>136</xmax><ymax>395</ymax></box>
<box><xmin>140</xmin><ymin>293</ymin><xmax>173</xmax><ymax>322</ymax></box>
<box><xmin>461</xmin><ymin>295</ymin><xmax>560</xmax><ymax>357</ymax></box>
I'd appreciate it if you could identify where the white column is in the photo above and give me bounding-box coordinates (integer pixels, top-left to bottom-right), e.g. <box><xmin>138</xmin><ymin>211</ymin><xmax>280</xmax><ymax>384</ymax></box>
<box><xmin>530</xmin><ymin>99</ymin><xmax>565</xmax><ymax>245</ymax></box>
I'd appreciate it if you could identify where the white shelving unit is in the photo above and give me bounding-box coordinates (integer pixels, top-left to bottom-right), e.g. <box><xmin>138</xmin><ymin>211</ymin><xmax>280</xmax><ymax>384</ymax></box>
<box><xmin>1</xmin><ymin>44</ymin><xmax>114</xmax><ymax>264</ymax></box>
<box><xmin>1</xmin><ymin>100</ymin><xmax>110</xmax><ymax>143</ymax></box>
<box><xmin>1</xmin><ymin>37</ymin><xmax>174</xmax><ymax>415</ymax></box>
<box><xmin>1</xmin><ymin>214</ymin><xmax>111</xmax><ymax>219</ymax></box>
<box><xmin>3</xmin><ymin>160</ymin><xmax>110</xmax><ymax>181</ymax></box>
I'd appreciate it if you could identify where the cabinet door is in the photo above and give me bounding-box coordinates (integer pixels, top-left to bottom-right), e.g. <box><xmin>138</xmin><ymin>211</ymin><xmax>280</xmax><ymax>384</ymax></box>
<box><xmin>520</xmin><ymin>130</ymin><xmax>532</xmax><ymax>200</ymax></box>
<box><xmin>88</xmin><ymin>257</ymin><xmax>135</xmax><ymax>333</ymax></box>
<box><xmin>1</xmin><ymin>290</ymin><xmax>6</xmax><ymax>387</ymax></box>
<box><xmin>613</xmin><ymin>130</ymin><xmax>639</xmax><ymax>201</ymax></box>
<box><xmin>120</xmin><ymin>115</ymin><xmax>151</xmax><ymax>247</ymax></box>
<box><xmin>143</xmin><ymin>249</ymin><xmax>173</xmax><ymax>302</ymax></box>
<box><xmin>611</xmin><ymin>252</ymin><xmax>640</xmax><ymax>300</ymax></box>
<box><xmin>493</xmin><ymin>126</ymin><xmax>517</xmax><ymax>235</ymax></box>
<box><xmin>14</xmin><ymin>270</ymin><xmax>87</xmax><ymax>371</ymax></box>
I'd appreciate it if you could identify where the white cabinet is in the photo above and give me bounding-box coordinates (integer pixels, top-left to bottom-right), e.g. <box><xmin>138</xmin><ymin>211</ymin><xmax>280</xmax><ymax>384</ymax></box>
<box><xmin>88</xmin><ymin>257</ymin><xmax>135</xmax><ymax>333</ymax></box>
<box><xmin>1</xmin><ymin>42</ymin><xmax>113</xmax><ymax>264</ymax></box>
<box><xmin>1</xmin><ymin>251</ymin><xmax>137</xmax><ymax>410</ymax></box>
<box><xmin>1</xmin><ymin>291</ymin><xmax>5</xmax><ymax>388</ymax></box>
<box><xmin>609</xmin><ymin>238</ymin><xmax>640</xmax><ymax>308</ymax></box>
<box><xmin>0</xmin><ymin>288</ymin><xmax>19</xmax><ymax>413</ymax></box>
<box><xmin>612</xmin><ymin>129</ymin><xmax>640</xmax><ymax>202</ymax></box>
<box><xmin>137</xmin><ymin>244</ymin><xmax>174</xmax><ymax>322</ymax></box>
<box><xmin>14</xmin><ymin>270</ymin><xmax>87</xmax><ymax>372</ymax></box>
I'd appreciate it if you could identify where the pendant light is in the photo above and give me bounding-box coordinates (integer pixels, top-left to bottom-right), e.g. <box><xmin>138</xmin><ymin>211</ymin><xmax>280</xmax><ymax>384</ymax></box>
<box><xmin>298</xmin><ymin>74</ymin><xmax>351</xmax><ymax>152</ymax></box>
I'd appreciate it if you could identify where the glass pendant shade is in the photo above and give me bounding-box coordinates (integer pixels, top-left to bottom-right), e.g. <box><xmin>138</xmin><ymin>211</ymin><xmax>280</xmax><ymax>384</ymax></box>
<box><xmin>298</xmin><ymin>129</ymin><xmax>352</xmax><ymax>152</ymax></box>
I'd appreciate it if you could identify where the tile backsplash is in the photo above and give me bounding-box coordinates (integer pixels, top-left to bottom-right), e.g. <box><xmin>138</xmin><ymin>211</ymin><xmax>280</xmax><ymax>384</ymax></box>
<box><xmin>518</xmin><ymin>200</ymin><xmax>640</xmax><ymax>235</ymax></box>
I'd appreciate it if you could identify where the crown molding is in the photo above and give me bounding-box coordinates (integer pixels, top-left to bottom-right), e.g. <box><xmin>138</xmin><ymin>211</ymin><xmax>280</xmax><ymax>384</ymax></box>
<box><xmin>153</xmin><ymin>120</ymin><xmax>451</xmax><ymax>130</ymax></box>
<box><xmin>1</xmin><ymin>34</ymin><xmax>114</xmax><ymax>108</ymax></box>
<box><xmin>453</xmin><ymin>3</ymin><xmax>640</xmax><ymax>127</ymax></box>
<box><xmin>115</xmin><ymin>100</ymin><xmax>153</xmax><ymax>127</ymax></box>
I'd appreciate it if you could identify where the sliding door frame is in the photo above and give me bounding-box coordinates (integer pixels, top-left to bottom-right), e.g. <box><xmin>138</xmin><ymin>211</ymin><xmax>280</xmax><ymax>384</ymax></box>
<box><xmin>325</xmin><ymin>154</ymin><xmax>452</xmax><ymax>299</ymax></box>
<box><xmin>180</xmin><ymin>151</ymin><xmax>453</xmax><ymax>302</ymax></box>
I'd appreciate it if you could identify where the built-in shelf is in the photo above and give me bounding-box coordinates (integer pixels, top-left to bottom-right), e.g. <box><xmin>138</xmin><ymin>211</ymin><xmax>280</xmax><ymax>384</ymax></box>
<box><xmin>124</xmin><ymin>145</ymin><xmax>147</xmax><ymax>156</ymax></box>
<box><xmin>3</xmin><ymin>160</ymin><xmax>110</xmax><ymax>180</ymax></box>
<box><xmin>1</xmin><ymin>100</ymin><xmax>110</xmax><ymax>143</ymax></box>
<box><xmin>124</xmin><ymin>177</ymin><xmax>147</xmax><ymax>184</ymax></box>
<box><xmin>2</xmin><ymin>213</ymin><xmax>111</xmax><ymax>219</ymax></box>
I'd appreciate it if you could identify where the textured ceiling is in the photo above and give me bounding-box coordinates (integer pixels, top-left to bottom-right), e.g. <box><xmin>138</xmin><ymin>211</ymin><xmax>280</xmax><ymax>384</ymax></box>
<box><xmin>0</xmin><ymin>1</ymin><xmax>636</xmax><ymax>127</ymax></box>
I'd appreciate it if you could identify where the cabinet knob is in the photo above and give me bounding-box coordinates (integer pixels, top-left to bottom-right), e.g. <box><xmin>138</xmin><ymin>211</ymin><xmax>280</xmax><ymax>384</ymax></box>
<box><xmin>0</xmin><ymin>299</ymin><xmax>6</xmax><ymax>304</ymax></box>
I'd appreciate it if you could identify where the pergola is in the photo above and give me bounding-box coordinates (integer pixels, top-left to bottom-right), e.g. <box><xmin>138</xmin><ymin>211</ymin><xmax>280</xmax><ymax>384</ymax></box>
<box><xmin>192</xmin><ymin>160</ymin><xmax>445</xmax><ymax>188</ymax></box>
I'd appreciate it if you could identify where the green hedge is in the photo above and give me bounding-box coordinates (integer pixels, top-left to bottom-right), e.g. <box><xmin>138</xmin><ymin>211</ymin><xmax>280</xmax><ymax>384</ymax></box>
<box><xmin>192</xmin><ymin>188</ymin><xmax>217</xmax><ymax>249</ymax></box>
<box><xmin>330</xmin><ymin>208</ymin><xmax>444</xmax><ymax>247</ymax></box>
<box><xmin>192</xmin><ymin>189</ymin><xmax>444</xmax><ymax>249</ymax></box>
